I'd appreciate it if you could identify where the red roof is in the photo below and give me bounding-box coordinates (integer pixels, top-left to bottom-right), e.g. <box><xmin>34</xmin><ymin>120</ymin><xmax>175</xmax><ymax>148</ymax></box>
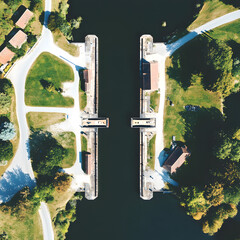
<box><xmin>142</xmin><ymin>61</ymin><xmax>159</xmax><ymax>90</ymax></box>
<box><xmin>0</xmin><ymin>47</ymin><xmax>15</xmax><ymax>65</ymax></box>
<box><xmin>85</xmin><ymin>153</ymin><xmax>92</xmax><ymax>175</ymax></box>
<box><xmin>9</xmin><ymin>30</ymin><xmax>27</xmax><ymax>48</ymax></box>
<box><xmin>15</xmin><ymin>9</ymin><xmax>33</xmax><ymax>29</ymax></box>
<box><xmin>163</xmin><ymin>146</ymin><xmax>191</xmax><ymax>174</ymax></box>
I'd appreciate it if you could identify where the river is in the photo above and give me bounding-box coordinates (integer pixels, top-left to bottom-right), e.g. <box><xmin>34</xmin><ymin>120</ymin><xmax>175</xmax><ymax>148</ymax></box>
<box><xmin>66</xmin><ymin>0</ymin><xmax>214</xmax><ymax>239</ymax></box>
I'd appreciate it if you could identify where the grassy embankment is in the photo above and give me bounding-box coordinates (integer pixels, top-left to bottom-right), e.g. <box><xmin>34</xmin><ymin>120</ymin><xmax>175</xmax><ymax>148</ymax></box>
<box><xmin>25</xmin><ymin>52</ymin><xmax>74</xmax><ymax>107</ymax></box>
<box><xmin>26</xmin><ymin>112</ymin><xmax>76</xmax><ymax>168</ymax></box>
<box><xmin>150</xmin><ymin>91</ymin><xmax>160</xmax><ymax>112</ymax></box>
<box><xmin>164</xmin><ymin>39</ymin><xmax>222</xmax><ymax>148</ymax></box>
<box><xmin>147</xmin><ymin>134</ymin><xmax>156</xmax><ymax>170</ymax></box>
<box><xmin>0</xmin><ymin>211</ymin><xmax>43</xmax><ymax>240</ymax></box>
<box><xmin>188</xmin><ymin>0</ymin><xmax>237</xmax><ymax>31</ymax></box>
<box><xmin>51</xmin><ymin>0</ymin><xmax>79</xmax><ymax>56</ymax></box>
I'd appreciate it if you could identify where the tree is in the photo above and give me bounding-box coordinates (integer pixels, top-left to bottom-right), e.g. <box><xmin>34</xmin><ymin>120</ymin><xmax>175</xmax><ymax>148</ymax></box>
<box><xmin>230</xmin><ymin>141</ymin><xmax>240</xmax><ymax>162</ymax></box>
<box><xmin>48</xmin><ymin>12</ymin><xmax>64</xmax><ymax>32</ymax></box>
<box><xmin>215</xmin><ymin>137</ymin><xmax>232</xmax><ymax>160</ymax></box>
<box><xmin>0</xmin><ymin>78</ymin><xmax>13</xmax><ymax>95</ymax></box>
<box><xmin>0</xmin><ymin>122</ymin><xmax>16</xmax><ymax>141</ymax></box>
<box><xmin>0</xmin><ymin>140</ymin><xmax>13</xmax><ymax>163</ymax></box>
<box><xmin>45</xmin><ymin>82</ymin><xmax>55</xmax><ymax>92</ymax></box>
<box><xmin>4</xmin><ymin>0</ymin><xmax>22</xmax><ymax>7</ymax></box>
<box><xmin>204</xmin><ymin>40</ymin><xmax>234</xmax><ymax>96</ymax></box>
<box><xmin>70</xmin><ymin>17</ymin><xmax>82</xmax><ymax>29</ymax></box>
<box><xmin>53</xmin><ymin>172</ymin><xmax>72</xmax><ymax>193</ymax></box>
<box><xmin>0</xmin><ymin>93</ymin><xmax>11</xmax><ymax>114</ymax></box>
<box><xmin>233</xmin><ymin>129</ymin><xmax>240</xmax><ymax>140</ymax></box>
<box><xmin>204</xmin><ymin>182</ymin><xmax>224</xmax><ymax>207</ymax></box>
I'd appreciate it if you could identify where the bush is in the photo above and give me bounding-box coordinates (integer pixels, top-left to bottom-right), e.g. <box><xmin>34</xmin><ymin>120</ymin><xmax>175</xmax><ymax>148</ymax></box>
<box><xmin>0</xmin><ymin>93</ymin><xmax>11</xmax><ymax>114</ymax></box>
<box><xmin>0</xmin><ymin>122</ymin><xmax>16</xmax><ymax>141</ymax></box>
<box><xmin>0</xmin><ymin>140</ymin><xmax>13</xmax><ymax>163</ymax></box>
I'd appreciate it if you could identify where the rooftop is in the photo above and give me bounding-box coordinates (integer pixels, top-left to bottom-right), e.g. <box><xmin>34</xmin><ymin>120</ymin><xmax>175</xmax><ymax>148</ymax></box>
<box><xmin>0</xmin><ymin>47</ymin><xmax>15</xmax><ymax>65</ymax></box>
<box><xmin>9</xmin><ymin>30</ymin><xmax>27</xmax><ymax>49</ymax></box>
<box><xmin>15</xmin><ymin>8</ymin><xmax>33</xmax><ymax>29</ymax></box>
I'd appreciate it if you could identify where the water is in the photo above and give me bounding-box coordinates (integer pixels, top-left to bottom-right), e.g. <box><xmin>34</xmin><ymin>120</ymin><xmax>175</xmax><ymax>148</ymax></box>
<box><xmin>66</xmin><ymin>1</ymin><xmax>214</xmax><ymax>239</ymax></box>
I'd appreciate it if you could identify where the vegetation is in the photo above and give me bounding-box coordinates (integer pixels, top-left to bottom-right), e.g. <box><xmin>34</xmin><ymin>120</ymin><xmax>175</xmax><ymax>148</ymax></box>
<box><xmin>0</xmin><ymin>79</ymin><xmax>18</xmax><ymax>169</ymax></box>
<box><xmin>26</xmin><ymin>112</ymin><xmax>66</xmax><ymax>130</ymax></box>
<box><xmin>0</xmin><ymin>122</ymin><xmax>16</xmax><ymax>141</ymax></box>
<box><xmin>166</xmin><ymin>18</ymin><xmax>240</xmax><ymax>236</ymax></box>
<box><xmin>147</xmin><ymin>134</ymin><xmax>156</xmax><ymax>170</ymax></box>
<box><xmin>48</xmin><ymin>0</ymin><xmax>81</xmax><ymax>56</ymax></box>
<box><xmin>188</xmin><ymin>0</ymin><xmax>236</xmax><ymax>31</ymax></box>
<box><xmin>55</xmin><ymin>132</ymin><xmax>76</xmax><ymax>168</ymax></box>
<box><xmin>25</xmin><ymin>52</ymin><xmax>74</xmax><ymax>107</ymax></box>
<box><xmin>53</xmin><ymin>192</ymin><xmax>82</xmax><ymax>240</ymax></box>
<box><xmin>81</xmin><ymin>135</ymin><xmax>88</xmax><ymax>152</ymax></box>
<box><xmin>150</xmin><ymin>91</ymin><xmax>160</xmax><ymax>112</ymax></box>
<box><xmin>79</xmin><ymin>69</ymin><xmax>87</xmax><ymax>110</ymax></box>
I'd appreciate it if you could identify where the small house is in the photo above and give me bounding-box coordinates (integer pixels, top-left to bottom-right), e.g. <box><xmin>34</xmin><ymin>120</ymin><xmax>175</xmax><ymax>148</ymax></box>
<box><xmin>142</xmin><ymin>61</ymin><xmax>159</xmax><ymax>91</ymax></box>
<box><xmin>163</xmin><ymin>145</ymin><xmax>190</xmax><ymax>174</ymax></box>
<box><xmin>9</xmin><ymin>30</ymin><xmax>27</xmax><ymax>49</ymax></box>
<box><xmin>0</xmin><ymin>47</ymin><xmax>15</xmax><ymax>65</ymax></box>
<box><xmin>15</xmin><ymin>8</ymin><xmax>33</xmax><ymax>29</ymax></box>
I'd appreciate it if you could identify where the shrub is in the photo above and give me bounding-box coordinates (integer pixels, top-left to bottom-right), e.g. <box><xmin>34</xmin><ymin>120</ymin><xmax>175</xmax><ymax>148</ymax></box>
<box><xmin>0</xmin><ymin>93</ymin><xmax>11</xmax><ymax>114</ymax></box>
<box><xmin>0</xmin><ymin>122</ymin><xmax>16</xmax><ymax>141</ymax></box>
<box><xmin>0</xmin><ymin>140</ymin><xmax>13</xmax><ymax>162</ymax></box>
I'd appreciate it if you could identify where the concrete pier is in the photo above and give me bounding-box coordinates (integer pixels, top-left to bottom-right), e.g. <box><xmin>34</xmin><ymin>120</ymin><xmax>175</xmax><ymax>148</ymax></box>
<box><xmin>81</xmin><ymin>35</ymin><xmax>109</xmax><ymax>200</ymax></box>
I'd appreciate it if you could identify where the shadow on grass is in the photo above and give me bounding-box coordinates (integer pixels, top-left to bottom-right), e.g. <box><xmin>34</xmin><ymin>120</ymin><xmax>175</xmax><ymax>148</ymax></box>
<box><xmin>224</xmin><ymin>92</ymin><xmax>240</xmax><ymax>130</ymax></box>
<box><xmin>0</xmin><ymin>168</ymin><xmax>35</xmax><ymax>203</ymax></box>
<box><xmin>171</xmin><ymin>107</ymin><xmax>224</xmax><ymax>186</ymax></box>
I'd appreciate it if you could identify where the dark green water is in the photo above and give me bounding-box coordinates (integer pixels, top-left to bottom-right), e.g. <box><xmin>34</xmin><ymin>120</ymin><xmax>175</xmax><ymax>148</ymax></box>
<box><xmin>66</xmin><ymin>1</ymin><xmax>214</xmax><ymax>239</ymax></box>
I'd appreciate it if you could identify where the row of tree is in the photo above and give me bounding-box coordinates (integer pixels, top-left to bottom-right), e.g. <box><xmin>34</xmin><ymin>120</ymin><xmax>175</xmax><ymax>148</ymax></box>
<box><xmin>48</xmin><ymin>0</ymin><xmax>82</xmax><ymax>40</ymax></box>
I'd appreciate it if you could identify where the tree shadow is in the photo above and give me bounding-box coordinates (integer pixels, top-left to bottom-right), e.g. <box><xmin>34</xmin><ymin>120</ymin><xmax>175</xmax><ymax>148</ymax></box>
<box><xmin>172</xmin><ymin>107</ymin><xmax>224</xmax><ymax>186</ymax></box>
<box><xmin>167</xmin><ymin>36</ymin><xmax>208</xmax><ymax>90</ymax></box>
<box><xmin>0</xmin><ymin>167</ymin><xmax>35</xmax><ymax>203</ymax></box>
<box><xmin>224</xmin><ymin>92</ymin><xmax>240</xmax><ymax>130</ymax></box>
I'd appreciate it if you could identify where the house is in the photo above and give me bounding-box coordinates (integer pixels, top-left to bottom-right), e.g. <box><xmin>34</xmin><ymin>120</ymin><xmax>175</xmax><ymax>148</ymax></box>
<box><xmin>9</xmin><ymin>30</ymin><xmax>27</xmax><ymax>49</ymax></box>
<box><xmin>15</xmin><ymin>8</ymin><xmax>33</xmax><ymax>29</ymax></box>
<box><xmin>163</xmin><ymin>145</ymin><xmax>191</xmax><ymax>174</ymax></box>
<box><xmin>0</xmin><ymin>47</ymin><xmax>15</xmax><ymax>65</ymax></box>
<box><xmin>85</xmin><ymin>153</ymin><xmax>92</xmax><ymax>175</ymax></box>
<box><xmin>142</xmin><ymin>61</ymin><xmax>159</xmax><ymax>90</ymax></box>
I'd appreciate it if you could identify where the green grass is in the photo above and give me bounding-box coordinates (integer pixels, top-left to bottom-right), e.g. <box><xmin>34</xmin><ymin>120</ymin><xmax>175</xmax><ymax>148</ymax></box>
<box><xmin>25</xmin><ymin>52</ymin><xmax>74</xmax><ymax>107</ymax></box>
<box><xmin>55</xmin><ymin>132</ymin><xmax>76</xmax><ymax>168</ymax></box>
<box><xmin>164</xmin><ymin>58</ymin><xmax>222</xmax><ymax>148</ymax></box>
<box><xmin>150</xmin><ymin>91</ymin><xmax>160</xmax><ymax>112</ymax></box>
<box><xmin>26</xmin><ymin>112</ymin><xmax>66</xmax><ymax>130</ymax></box>
<box><xmin>209</xmin><ymin>19</ymin><xmax>240</xmax><ymax>44</ymax></box>
<box><xmin>147</xmin><ymin>134</ymin><xmax>156</xmax><ymax>170</ymax></box>
<box><xmin>188</xmin><ymin>0</ymin><xmax>236</xmax><ymax>31</ymax></box>
<box><xmin>81</xmin><ymin>135</ymin><xmax>87</xmax><ymax>152</ymax></box>
<box><xmin>0</xmin><ymin>211</ymin><xmax>42</xmax><ymax>240</ymax></box>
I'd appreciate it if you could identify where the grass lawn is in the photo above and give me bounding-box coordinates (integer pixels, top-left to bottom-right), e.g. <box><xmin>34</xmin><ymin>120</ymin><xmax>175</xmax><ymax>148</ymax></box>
<box><xmin>188</xmin><ymin>0</ymin><xmax>236</xmax><ymax>31</ymax></box>
<box><xmin>164</xmin><ymin>58</ymin><xmax>222</xmax><ymax>148</ymax></box>
<box><xmin>81</xmin><ymin>135</ymin><xmax>88</xmax><ymax>152</ymax></box>
<box><xmin>150</xmin><ymin>91</ymin><xmax>160</xmax><ymax>112</ymax></box>
<box><xmin>25</xmin><ymin>52</ymin><xmax>74</xmax><ymax>107</ymax></box>
<box><xmin>147</xmin><ymin>134</ymin><xmax>156</xmax><ymax>170</ymax></box>
<box><xmin>0</xmin><ymin>211</ymin><xmax>42</xmax><ymax>240</ymax></box>
<box><xmin>52</xmin><ymin>30</ymin><xmax>79</xmax><ymax>57</ymax></box>
<box><xmin>209</xmin><ymin>19</ymin><xmax>240</xmax><ymax>43</ymax></box>
<box><xmin>26</xmin><ymin>112</ymin><xmax>66</xmax><ymax>130</ymax></box>
<box><xmin>79</xmin><ymin>76</ymin><xmax>87</xmax><ymax>110</ymax></box>
<box><xmin>55</xmin><ymin>132</ymin><xmax>76</xmax><ymax>168</ymax></box>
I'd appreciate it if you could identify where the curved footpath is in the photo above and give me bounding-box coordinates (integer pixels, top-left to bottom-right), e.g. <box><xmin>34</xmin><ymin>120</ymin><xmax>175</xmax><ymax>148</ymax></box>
<box><xmin>154</xmin><ymin>10</ymin><xmax>240</xmax><ymax>184</ymax></box>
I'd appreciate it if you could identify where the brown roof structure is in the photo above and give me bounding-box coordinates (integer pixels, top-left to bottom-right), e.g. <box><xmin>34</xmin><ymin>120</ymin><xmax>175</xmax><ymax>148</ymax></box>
<box><xmin>15</xmin><ymin>8</ymin><xmax>33</xmax><ymax>29</ymax></box>
<box><xmin>9</xmin><ymin>30</ymin><xmax>27</xmax><ymax>49</ymax></box>
<box><xmin>163</xmin><ymin>145</ymin><xmax>191</xmax><ymax>174</ymax></box>
<box><xmin>83</xmin><ymin>69</ymin><xmax>91</xmax><ymax>92</ymax></box>
<box><xmin>142</xmin><ymin>61</ymin><xmax>159</xmax><ymax>90</ymax></box>
<box><xmin>85</xmin><ymin>153</ymin><xmax>92</xmax><ymax>175</ymax></box>
<box><xmin>0</xmin><ymin>47</ymin><xmax>15</xmax><ymax>65</ymax></box>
